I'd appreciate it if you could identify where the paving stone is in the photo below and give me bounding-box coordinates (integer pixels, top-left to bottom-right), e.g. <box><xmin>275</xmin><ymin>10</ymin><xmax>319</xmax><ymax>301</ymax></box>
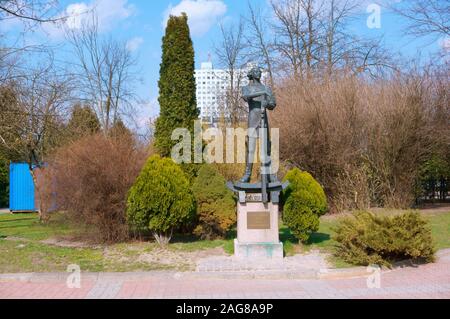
<box><xmin>1</xmin><ymin>252</ymin><xmax>449</xmax><ymax>299</ymax></box>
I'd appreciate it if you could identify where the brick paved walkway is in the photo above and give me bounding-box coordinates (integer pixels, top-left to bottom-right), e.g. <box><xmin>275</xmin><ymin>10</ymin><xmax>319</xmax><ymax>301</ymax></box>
<box><xmin>1</xmin><ymin>250</ymin><xmax>449</xmax><ymax>299</ymax></box>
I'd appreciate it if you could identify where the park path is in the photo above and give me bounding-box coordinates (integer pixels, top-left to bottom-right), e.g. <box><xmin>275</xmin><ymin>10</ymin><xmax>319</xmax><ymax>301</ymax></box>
<box><xmin>0</xmin><ymin>249</ymin><xmax>449</xmax><ymax>299</ymax></box>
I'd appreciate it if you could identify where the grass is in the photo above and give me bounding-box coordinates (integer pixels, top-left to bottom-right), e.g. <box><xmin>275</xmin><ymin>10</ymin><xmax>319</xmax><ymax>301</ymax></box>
<box><xmin>169</xmin><ymin>234</ymin><xmax>231</xmax><ymax>252</ymax></box>
<box><xmin>0</xmin><ymin>209</ymin><xmax>449</xmax><ymax>272</ymax></box>
<box><xmin>0</xmin><ymin>213</ymin><xmax>75</xmax><ymax>241</ymax></box>
<box><xmin>278</xmin><ymin>210</ymin><xmax>450</xmax><ymax>268</ymax></box>
<box><xmin>0</xmin><ymin>239</ymin><xmax>183</xmax><ymax>273</ymax></box>
<box><xmin>424</xmin><ymin>212</ymin><xmax>450</xmax><ymax>250</ymax></box>
<box><xmin>0</xmin><ymin>213</ymin><xmax>233</xmax><ymax>273</ymax></box>
<box><xmin>0</xmin><ymin>240</ymin><xmax>105</xmax><ymax>273</ymax></box>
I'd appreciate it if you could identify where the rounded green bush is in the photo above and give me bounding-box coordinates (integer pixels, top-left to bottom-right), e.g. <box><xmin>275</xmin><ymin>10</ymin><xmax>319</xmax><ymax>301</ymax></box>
<box><xmin>283</xmin><ymin>168</ymin><xmax>328</xmax><ymax>216</ymax></box>
<box><xmin>127</xmin><ymin>155</ymin><xmax>195</xmax><ymax>245</ymax></box>
<box><xmin>192</xmin><ymin>164</ymin><xmax>236</xmax><ymax>239</ymax></box>
<box><xmin>282</xmin><ymin>168</ymin><xmax>328</xmax><ymax>242</ymax></box>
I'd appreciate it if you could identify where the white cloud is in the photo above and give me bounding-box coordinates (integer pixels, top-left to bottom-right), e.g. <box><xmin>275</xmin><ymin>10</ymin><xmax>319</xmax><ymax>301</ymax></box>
<box><xmin>163</xmin><ymin>0</ymin><xmax>227</xmax><ymax>37</ymax></box>
<box><xmin>439</xmin><ymin>37</ymin><xmax>450</xmax><ymax>51</ymax></box>
<box><xmin>93</xmin><ymin>0</ymin><xmax>135</xmax><ymax>31</ymax></box>
<box><xmin>126</xmin><ymin>37</ymin><xmax>144</xmax><ymax>52</ymax></box>
<box><xmin>45</xmin><ymin>0</ymin><xmax>135</xmax><ymax>39</ymax></box>
<box><xmin>65</xmin><ymin>3</ymin><xmax>91</xmax><ymax>30</ymax></box>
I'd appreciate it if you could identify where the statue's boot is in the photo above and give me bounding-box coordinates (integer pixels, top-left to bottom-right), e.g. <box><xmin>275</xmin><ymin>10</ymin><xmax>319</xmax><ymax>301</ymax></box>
<box><xmin>240</xmin><ymin>163</ymin><xmax>253</xmax><ymax>183</ymax></box>
<box><xmin>260</xmin><ymin>155</ymin><xmax>278</xmax><ymax>183</ymax></box>
<box><xmin>240</xmin><ymin>137</ymin><xmax>257</xmax><ymax>183</ymax></box>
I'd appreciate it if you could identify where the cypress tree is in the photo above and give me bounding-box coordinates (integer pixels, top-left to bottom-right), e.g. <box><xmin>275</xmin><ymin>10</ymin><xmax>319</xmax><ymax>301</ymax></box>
<box><xmin>154</xmin><ymin>13</ymin><xmax>199</xmax><ymax>158</ymax></box>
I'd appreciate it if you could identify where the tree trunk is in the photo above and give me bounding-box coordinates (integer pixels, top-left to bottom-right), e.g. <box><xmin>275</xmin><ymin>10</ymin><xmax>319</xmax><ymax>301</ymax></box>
<box><xmin>153</xmin><ymin>229</ymin><xmax>173</xmax><ymax>247</ymax></box>
<box><xmin>29</xmin><ymin>167</ymin><xmax>46</xmax><ymax>222</ymax></box>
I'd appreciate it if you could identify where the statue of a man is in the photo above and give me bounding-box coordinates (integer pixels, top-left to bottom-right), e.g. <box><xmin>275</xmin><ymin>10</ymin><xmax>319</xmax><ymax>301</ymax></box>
<box><xmin>240</xmin><ymin>66</ymin><xmax>277</xmax><ymax>183</ymax></box>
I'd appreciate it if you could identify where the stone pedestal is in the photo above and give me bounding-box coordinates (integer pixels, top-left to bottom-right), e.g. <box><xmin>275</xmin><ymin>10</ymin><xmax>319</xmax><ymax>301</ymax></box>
<box><xmin>234</xmin><ymin>200</ymin><xmax>283</xmax><ymax>259</ymax></box>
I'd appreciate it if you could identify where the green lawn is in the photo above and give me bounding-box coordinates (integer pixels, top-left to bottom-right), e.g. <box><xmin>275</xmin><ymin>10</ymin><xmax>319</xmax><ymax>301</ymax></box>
<box><xmin>0</xmin><ymin>213</ymin><xmax>75</xmax><ymax>240</ymax></box>
<box><xmin>0</xmin><ymin>209</ymin><xmax>449</xmax><ymax>273</ymax></box>
<box><xmin>279</xmin><ymin>218</ymin><xmax>334</xmax><ymax>255</ymax></box>
<box><xmin>279</xmin><ymin>210</ymin><xmax>450</xmax><ymax>267</ymax></box>
<box><xmin>424</xmin><ymin>212</ymin><xmax>450</xmax><ymax>250</ymax></box>
<box><xmin>0</xmin><ymin>240</ymin><xmax>104</xmax><ymax>273</ymax></box>
<box><xmin>0</xmin><ymin>213</ymin><xmax>234</xmax><ymax>273</ymax></box>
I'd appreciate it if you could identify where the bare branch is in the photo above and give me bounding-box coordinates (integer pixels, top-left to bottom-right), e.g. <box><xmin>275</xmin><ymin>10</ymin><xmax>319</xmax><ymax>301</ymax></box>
<box><xmin>245</xmin><ymin>1</ymin><xmax>275</xmax><ymax>88</ymax></box>
<box><xmin>389</xmin><ymin>0</ymin><xmax>450</xmax><ymax>38</ymax></box>
<box><xmin>0</xmin><ymin>0</ymin><xmax>64</xmax><ymax>23</ymax></box>
<box><xmin>214</xmin><ymin>18</ymin><xmax>248</xmax><ymax>125</ymax></box>
<box><xmin>65</xmin><ymin>13</ymin><xmax>139</xmax><ymax>131</ymax></box>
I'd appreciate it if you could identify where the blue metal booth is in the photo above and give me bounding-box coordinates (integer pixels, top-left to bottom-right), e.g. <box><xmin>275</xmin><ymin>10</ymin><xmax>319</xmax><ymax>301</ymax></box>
<box><xmin>9</xmin><ymin>163</ymin><xmax>36</xmax><ymax>212</ymax></box>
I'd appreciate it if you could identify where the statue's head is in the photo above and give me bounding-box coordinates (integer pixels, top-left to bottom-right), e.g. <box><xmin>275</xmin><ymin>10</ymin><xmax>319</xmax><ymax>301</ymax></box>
<box><xmin>247</xmin><ymin>67</ymin><xmax>262</xmax><ymax>81</ymax></box>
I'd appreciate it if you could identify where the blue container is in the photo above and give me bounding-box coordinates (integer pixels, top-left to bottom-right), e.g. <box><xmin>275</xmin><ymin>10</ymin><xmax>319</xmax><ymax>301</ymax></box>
<box><xmin>9</xmin><ymin>163</ymin><xmax>36</xmax><ymax>212</ymax></box>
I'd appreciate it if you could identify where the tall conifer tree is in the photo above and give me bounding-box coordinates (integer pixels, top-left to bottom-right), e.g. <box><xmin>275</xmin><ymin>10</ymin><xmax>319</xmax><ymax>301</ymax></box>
<box><xmin>154</xmin><ymin>13</ymin><xmax>199</xmax><ymax>158</ymax></box>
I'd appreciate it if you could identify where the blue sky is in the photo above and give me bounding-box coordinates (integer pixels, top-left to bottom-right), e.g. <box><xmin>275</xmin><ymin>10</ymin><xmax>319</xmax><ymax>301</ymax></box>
<box><xmin>2</xmin><ymin>0</ymin><xmax>445</xmax><ymax>130</ymax></box>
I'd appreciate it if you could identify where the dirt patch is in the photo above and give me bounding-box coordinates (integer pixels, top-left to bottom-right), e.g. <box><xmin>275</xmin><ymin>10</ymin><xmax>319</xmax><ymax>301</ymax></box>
<box><xmin>4</xmin><ymin>236</ymin><xmax>33</xmax><ymax>243</ymax></box>
<box><xmin>142</xmin><ymin>246</ymin><xmax>225</xmax><ymax>264</ymax></box>
<box><xmin>415</xmin><ymin>203</ymin><xmax>450</xmax><ymax>214</ymax></box>
<box><xmin>104</xmin><ymin>245</ymin><xmax>226</xmax><ymax>271</ymax></box>
<box><xmin>8</xmin><ymin>234</ymin><xmax>228</xmax><ymax>271</ymax></box>
<box><xmin>40</xmin><ymin>238</ymin><xmax>103</xmax><ymax>249</ymax></box>
<box><xmin>139</xmin><ymin>247</ymin><xmax>226</xmax><ymax>270</ymax></box>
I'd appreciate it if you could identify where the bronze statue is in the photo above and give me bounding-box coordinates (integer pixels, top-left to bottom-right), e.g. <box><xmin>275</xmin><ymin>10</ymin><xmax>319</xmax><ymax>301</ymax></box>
<box><xmin>227</xmin><ymin>66</ymin><xmax>286</xmax><ymax>204</ymax></box>
<box><xmin>240</xmin><ymin>66</ymin><xmax>277</xmax><ymax>184</ymax></box>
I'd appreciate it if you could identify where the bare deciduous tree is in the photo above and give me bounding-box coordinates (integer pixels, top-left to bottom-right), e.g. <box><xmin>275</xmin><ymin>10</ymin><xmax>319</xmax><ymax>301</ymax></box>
<box><xmin>0</xmin><ymin>63</ymin><xmax>71</xmax><ymax>219</ymax></box>
<box><xmin>0</xmin><ymin>44</ymin><xmax>19</xmax><ymax>84</ymax></box>
<box><xmin>270</xmin><ymin>0</ymin><xmax>308</xmax><ymax>78</ymax></box>
<box><xmin>389</xmin><ymin>0</ymin><xmax>450</xmax><ymax>39</ymax></box>
<box><xmin>319</xmin><ymin>0</ymin><xmax>358</xmax><ymax>75</ymax></box>
<box><xmin>66</xmin><ymin>14</ymin><xmax>139</xmax><ymax>131</ymax></box>
<box><xmin>266</xmin><ymin>0</ymin><xmax>392</xmax><ymax>79</ymax></box>
<box><xmin>0</xmin><ymin>0</ymin><xmax>62</xmax><ymax>23</ymax></box>
<box><xmin>345</xmin><ymin>38</ymin><xmax>395</xmax><ymax>78</ymax></box>
<box><xmin>245</xmin><ymin>2</ymin><xmax>276</xmax><ymax>88</ymax></box>
<box><xmin>214</xmin><ymin>19</ymin><xmax>248</xmax><ymax>126</ymax></box>
<box><xmin>0</xmin><ymin>0</ymin><xmax>69</xmax><ymax>85</ymax></box>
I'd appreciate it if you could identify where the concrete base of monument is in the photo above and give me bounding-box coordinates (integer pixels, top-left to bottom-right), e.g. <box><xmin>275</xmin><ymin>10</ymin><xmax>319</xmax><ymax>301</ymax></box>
<box><xmin>234</xmin><ymin>239</ymin><xmax>284</xmax><ymax>259</ymax></box>
<box><xmin>195</xmin><ymin>249</ymin><xmax>332</xmax><ymax>279</ymax></box>
<box><xmin>234</xmin><ymin>200</ymin><xmax>284</xmax><ymax>260</ymax></box>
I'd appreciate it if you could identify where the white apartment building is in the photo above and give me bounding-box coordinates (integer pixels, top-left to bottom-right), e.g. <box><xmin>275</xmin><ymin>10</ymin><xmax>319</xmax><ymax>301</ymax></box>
<box><xmin>195</xmin><ymin>61</ymin><xmax>250</xmax><ymax>124</ymax></box>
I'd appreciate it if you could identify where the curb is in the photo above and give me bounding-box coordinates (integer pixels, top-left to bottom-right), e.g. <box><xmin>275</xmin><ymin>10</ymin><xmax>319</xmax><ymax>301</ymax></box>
<box><xmin>1</xmin><ymin>250</ymin><xmax>448</xmax><ymax>283</ymax></box>
<box><xmin>0</xmin><ymin>271</ymin><xmax>180</xmax><ymax>283</ymax></box>
<box><xmin>317</xmin><ymin>267</ymin><xmax>368</xmax><ymax>280</ymax></box>
<box><xmin>182</xmin><ymin>269</ymin><xmax>319</xmax><ymax>280</ymax></box>
<box><xmin>0</xmin><ymin>268</ymin><xmax>370</xmax><ymax>282</ymax></box>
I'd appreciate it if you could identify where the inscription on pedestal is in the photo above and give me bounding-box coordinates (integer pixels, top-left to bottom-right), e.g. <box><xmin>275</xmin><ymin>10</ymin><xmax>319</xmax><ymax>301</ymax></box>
<box><xmin>247</xmin><ymin>211</ymin><xmax>270</xmax><ymax>229</ymax></box>
<box><xmin>245</xmin><ymin>193</ymin><xmax>263</xmax><ymax>202</ymax></box>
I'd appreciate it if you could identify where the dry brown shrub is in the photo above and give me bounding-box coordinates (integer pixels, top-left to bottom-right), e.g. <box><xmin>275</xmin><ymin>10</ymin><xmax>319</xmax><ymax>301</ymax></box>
<box><xmin>40</xmin><ymin>133</ymin><xmax>148</xmax><ymax>242</ymax></box>
<box><xmin>212</xmin><ymin>121</ymin><xmax>290</xmax><ymax>183</ymax></box>
<box><xmin>272</xmin><ymin>68</ymin><xmax>448</xmax><ymax>211</ymax></box>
